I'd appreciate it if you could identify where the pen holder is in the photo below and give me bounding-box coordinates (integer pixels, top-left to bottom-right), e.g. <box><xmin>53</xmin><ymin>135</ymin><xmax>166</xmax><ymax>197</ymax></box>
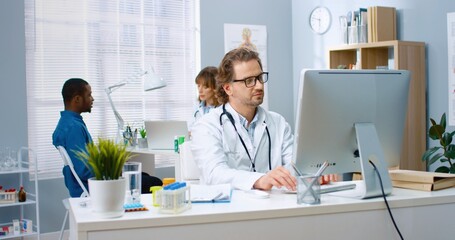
<box><xmin>297</xmin><ymin>175</ymin><xmax>321</xmax><ymax>205</ymax></box>
<box><xmin>156</xmin><ymin>182</ymin><xmax>191</xmax><ymax>214</ymax></box>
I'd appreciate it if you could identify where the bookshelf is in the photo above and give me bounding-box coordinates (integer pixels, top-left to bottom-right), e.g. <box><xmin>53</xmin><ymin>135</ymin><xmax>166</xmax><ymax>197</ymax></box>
<box><xmin>328</xmin><ymin>40</ymin><xmax>426</xmax><ymax>171</ymax></box>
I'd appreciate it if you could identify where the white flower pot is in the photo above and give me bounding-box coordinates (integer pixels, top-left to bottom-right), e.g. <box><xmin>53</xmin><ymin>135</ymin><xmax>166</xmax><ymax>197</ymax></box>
<box><xmin>88</xmin><ymin>178</ymin><xmax>126</xmax><ymax>218</ymax></box>
<box><xmin>138</xmin><ymin>138</ymin><xmax>148</xmax><ymax>148</ymax></box>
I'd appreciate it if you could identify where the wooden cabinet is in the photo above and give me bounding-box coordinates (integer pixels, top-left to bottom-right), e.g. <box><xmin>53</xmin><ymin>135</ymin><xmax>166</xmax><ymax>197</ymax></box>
<box><xmin>329</xmin><ymin>40</ymin><xmax>426</xmax><ymax>171</ymax></box>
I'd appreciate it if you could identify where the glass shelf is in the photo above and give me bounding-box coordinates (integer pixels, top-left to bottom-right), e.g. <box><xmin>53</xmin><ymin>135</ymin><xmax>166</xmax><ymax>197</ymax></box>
<box><xmin>0</xmin><ymin>167</ymin><xmax>28</xmax><ymax>175</ymax></box>
<box><xmin>0</xmin><ymin>148</ymin><xmax>40</xmax><ymax>239</ymax></box>
<box><xmin>0</xmin><ymin>199</ymin><xmax>36</xmax><ymax>208</ymax></box>
<box><xmin>0</xmin><ymin>231</ymin><xmax>39</xmax><ymax>239</ymax></box>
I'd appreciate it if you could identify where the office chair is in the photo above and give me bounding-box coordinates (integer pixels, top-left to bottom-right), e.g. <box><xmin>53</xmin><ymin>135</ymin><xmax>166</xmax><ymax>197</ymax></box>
<box><xmin>57</xmin><ymin>146</ymin><xmax>89</xmax><ymax>240</ymax></box>
<box><xmin>175</xmin><ymin>141</ymin><xmax>200</xmax><ymax>183</ymax></box>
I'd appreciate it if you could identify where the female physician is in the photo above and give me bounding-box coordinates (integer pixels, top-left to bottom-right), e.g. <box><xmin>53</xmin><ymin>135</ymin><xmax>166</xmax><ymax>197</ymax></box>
<box><xmin>193</xmin><ymin>66</ymin><xmax>220</xmax><ymax>120</ymax></box>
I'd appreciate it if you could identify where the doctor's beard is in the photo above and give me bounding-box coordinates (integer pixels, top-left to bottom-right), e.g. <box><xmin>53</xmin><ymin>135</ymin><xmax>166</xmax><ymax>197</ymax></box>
<box><xmin>248</xmin><ymin>90</ymin><xmax>264</xmax><ymax>107</ymax></box>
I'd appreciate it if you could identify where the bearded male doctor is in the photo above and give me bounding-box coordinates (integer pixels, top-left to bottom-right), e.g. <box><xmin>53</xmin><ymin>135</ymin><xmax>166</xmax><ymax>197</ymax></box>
<box><xmin>191</xmin><ymin>47</ymin><xmax>297</xmax><ymax>191</ymax></box>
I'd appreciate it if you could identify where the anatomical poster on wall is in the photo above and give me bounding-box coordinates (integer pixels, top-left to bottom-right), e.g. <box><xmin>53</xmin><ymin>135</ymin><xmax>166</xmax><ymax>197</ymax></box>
<box><xmin>448</xmin><ymin>12</ymin><xmax>455</xmax><ymax>125</ymax></box>
<box><xmin>224</xmin><ymin>23</ymin><xmax>268</xmax><ymax>109</ymax></box>
<box><xmin>224</xmin><ymin>24</ymin><xmax>268</xmax><ymax>71</ymax></box>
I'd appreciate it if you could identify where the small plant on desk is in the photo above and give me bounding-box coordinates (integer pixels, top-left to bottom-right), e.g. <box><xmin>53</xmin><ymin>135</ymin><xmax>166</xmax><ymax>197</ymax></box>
<box><xmin>75</xmin><ymin>138</ymin><xmax>132</xmax><ymax>180</ymax></box>
<box><xmin>137</xmin><ymin>126</ymin><xmax>148</xmax><ymax>148</ymax></box>
<box><xmin>139</xmin><ymin>126</ymin><xmax>147</xmax><ymax>139</ymax></box>
<box><xmin>75</xmin><ymin>138</ymin><xmax>134</xmax><ymax>218</ymax></box>
<box><xmin>422</xmin><ymin>113</ymin><xmax>455</xmax><ymax>173</ymax></box>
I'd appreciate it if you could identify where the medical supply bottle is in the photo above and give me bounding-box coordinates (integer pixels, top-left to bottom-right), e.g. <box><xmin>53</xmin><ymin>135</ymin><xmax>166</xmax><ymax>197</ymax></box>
<box><xmin>18</xmin><ymin>186</ymin><xmax>26</xmax><ymax>202</ymax></box>
<box><xmin>174</xmin><ymin>136</ymin><xmax>179</xmax><ymax>153</ymax></box>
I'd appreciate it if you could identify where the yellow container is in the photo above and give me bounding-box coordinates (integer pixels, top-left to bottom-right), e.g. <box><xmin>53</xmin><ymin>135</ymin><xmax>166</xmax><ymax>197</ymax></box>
<box><xmin>150</xmin><ymin>186</ymin><xmax>163</xmax><ymax>207</ymax></box>
<box><xmin>162</xmin><ymin>178</ymin><xmax>175</xmax><ymax>186</ymax></box>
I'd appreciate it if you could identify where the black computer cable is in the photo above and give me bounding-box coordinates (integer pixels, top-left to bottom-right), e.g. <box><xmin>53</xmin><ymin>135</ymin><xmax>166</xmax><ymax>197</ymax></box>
<box><xmin>369</xmin><ymin>160</ymin><xmax>404</xmax><ymax>240</ymax></box>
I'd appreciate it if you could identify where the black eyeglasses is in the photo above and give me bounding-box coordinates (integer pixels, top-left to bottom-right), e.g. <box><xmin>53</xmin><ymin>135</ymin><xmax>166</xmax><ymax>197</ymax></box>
<box><xmin>232</xmin><ymin>72</ymin><xmax>269</xmax><ymax>88</ymax></box>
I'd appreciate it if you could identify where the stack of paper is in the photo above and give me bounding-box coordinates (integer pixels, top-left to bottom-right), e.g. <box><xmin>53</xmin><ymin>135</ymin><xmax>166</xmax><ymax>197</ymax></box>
<box><xmin>389</xmin><ymin>169</ymin><xmax>455</xmax><ymax>191</ymax></box>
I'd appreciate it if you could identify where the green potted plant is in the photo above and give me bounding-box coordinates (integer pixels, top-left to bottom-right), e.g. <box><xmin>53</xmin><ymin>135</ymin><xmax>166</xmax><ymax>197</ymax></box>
<box><xmin>422</xmin><ymin>113</ymin><xmax>455</xmax><ymax>173</ymax></box>
<box><xmin>138</xmin><ymin>126</ymin><xmax>148</xmax><ymax>148</ymax></box>
<box><xmin>75</xmin><ymin>138</ymin><xmax>133</xmax><ymax>218</ymax></box>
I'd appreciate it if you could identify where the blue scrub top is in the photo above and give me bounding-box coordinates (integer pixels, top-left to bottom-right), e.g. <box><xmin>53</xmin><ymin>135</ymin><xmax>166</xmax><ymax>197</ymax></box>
<box><xmin>194</xmin><ymin>101</ymin><xmax>215</xmax><ymax>119</ymax></box>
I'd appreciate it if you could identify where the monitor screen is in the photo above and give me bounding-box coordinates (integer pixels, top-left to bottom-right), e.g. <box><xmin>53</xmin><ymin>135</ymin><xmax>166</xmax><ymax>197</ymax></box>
<box><xmin>293</xmin><ymin>69</ymin><xmax>410</xmax><ymax>198</ymax></box>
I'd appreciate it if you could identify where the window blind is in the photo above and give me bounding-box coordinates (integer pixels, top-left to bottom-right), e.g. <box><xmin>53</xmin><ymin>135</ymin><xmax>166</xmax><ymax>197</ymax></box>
<box><xmin>24</xmin><ymin>0</ymin><xmax>199</xmax><ymax>179</ymax></box>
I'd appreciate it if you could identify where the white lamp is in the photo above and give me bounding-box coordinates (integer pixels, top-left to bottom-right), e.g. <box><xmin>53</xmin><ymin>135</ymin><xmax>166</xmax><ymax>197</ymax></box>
<box><xmin>105</xmin><ymin>68</ymin><xmax>166</xmax><ymax>142</ymax></box>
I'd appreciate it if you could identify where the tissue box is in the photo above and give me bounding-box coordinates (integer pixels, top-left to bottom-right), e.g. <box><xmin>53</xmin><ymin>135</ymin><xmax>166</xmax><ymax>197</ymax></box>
<box><xmin>13</xmin><ymin>219</ymin><xmax>20</xmax><ymax>235</ymax></box>
<box><xmin>21</xmin><ymin>219</ymin><xmax>33</xmax><ymax>233</ymax></box>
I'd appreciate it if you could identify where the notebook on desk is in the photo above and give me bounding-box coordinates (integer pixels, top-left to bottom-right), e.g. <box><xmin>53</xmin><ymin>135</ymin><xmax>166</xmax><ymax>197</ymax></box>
<box><xmin>190</xmin><ymin>184</ymin><xmax>232</xmax><ymax>203</ymax></box>
<box><xmin>144</xmin><ymin>120</ymin><xmax>188</xmax><ymax>150</ymax></box>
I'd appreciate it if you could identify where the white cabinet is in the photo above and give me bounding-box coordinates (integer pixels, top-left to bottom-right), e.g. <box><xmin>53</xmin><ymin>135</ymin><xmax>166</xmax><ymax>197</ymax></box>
<box><xmin>0</xmin><ymin>147</ymin><xmax>40</xmax><ymax>239</ymax></box>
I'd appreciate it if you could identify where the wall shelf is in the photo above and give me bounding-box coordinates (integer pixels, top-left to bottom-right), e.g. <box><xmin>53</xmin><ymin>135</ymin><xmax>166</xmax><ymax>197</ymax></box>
<box><xmin>329</xmin><ymin>40</ymin><xmax>427</xmax><ymax>171</ymax></box>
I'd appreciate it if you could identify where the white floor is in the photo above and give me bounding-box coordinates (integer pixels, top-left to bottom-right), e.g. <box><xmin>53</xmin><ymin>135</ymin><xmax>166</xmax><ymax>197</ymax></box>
<box><xmin>18</xmin><ymin>231</ymin><xmax>68</xmax><ymax>240</ymax></box>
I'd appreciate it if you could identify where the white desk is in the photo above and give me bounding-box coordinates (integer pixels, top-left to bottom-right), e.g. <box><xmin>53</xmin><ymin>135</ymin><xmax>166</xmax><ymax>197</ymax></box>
<box><xmin>69</xmin><ymin>186</ymin><xmax>455</xmax><ymax>240</ymax></box>
<box><xmin>126</xmin><ymin>147</ymin><xmax>177</xmax><ymax>175</ymax></box>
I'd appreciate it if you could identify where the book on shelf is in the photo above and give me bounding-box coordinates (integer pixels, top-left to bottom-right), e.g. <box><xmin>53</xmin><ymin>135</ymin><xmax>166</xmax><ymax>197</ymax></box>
<box><xmin>389</xmin><ymin>169</ymin><xmax>455</xmax><ymax>191</ymax></box>
<box><xmin>367</xmin><ymin>6</ymin><xmax>396</xmax><ymax>42</ymax></box>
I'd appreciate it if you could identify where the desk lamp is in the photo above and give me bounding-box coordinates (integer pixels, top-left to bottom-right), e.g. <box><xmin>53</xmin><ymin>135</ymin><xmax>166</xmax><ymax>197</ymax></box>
<box><xmin>105</xmin><ymin>68</ymin><xmax>166</xmax><ymax>142</ymax></box>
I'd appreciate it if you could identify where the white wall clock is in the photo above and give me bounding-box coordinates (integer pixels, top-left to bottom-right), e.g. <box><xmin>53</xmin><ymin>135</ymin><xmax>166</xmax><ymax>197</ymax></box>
<box><xmin>309</xmin><ymin>6</ymin><xmax>331</xmax><ymax>35</ymax></box>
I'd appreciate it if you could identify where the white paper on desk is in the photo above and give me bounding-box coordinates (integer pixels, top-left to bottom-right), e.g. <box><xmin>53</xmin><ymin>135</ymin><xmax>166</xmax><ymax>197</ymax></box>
<box><xmin>190</xmin><ymin>184</ymin><xmax>232</xmax><ymax>203</ymax></box>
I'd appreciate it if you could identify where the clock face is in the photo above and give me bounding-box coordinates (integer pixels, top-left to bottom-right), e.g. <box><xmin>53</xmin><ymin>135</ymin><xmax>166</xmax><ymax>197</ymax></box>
<box><xmin>309</xmin><ymin>7</ymin><xmax>331</xmax><ymax>35</ymax></box>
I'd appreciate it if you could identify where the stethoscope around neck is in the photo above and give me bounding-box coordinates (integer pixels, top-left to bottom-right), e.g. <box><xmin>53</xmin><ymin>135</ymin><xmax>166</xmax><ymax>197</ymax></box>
<box><xmin>219</xmin><ymin>104</ymin><xmax>271</xmax><ymax>172</ymax></box>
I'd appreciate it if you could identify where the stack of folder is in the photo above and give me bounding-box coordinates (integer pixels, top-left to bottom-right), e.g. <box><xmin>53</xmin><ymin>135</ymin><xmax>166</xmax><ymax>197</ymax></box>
<box><xmin>367</xmin><ymin>6</ymin><xmax>397</xmax><ymax>42</ymax></box>
<box><xmin>389</xmin><ymin>169</ymin><xmax>455</xmax><ymax>191</ymax></box>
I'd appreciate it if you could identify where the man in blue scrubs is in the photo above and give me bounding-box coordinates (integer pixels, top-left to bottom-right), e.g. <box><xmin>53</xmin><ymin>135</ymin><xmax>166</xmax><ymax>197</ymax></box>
<box><xmin>53</xmin><ymin>78</ymin><xmax>94</xmax><ymax>197</ymax></box>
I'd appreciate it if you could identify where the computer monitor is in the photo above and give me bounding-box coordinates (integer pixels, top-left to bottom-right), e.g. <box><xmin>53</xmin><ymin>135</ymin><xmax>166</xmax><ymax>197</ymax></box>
<box><xmin>293</xmin><ymin>69</ymin><xmax>410</xmax><ymax>198</ymax></box>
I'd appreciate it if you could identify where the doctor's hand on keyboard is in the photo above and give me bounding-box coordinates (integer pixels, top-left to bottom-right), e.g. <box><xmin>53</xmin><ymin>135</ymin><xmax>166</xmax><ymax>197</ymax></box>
<box><xmin>253</xmin><ymin>166</ymin><xmax>297</xmax><ymax>191</ymax></box>
<box><xmin>320</xmin><ymin>174</ymin><xmax>340</xmax><ymax>185</ymax></box>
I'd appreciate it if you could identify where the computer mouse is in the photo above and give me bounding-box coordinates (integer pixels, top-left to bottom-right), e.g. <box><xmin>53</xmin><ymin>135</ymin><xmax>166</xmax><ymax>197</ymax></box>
<box><xmin>246</xmin><ymin>190</ymin><xmax>270</xmax><ymax>199</ymax></box>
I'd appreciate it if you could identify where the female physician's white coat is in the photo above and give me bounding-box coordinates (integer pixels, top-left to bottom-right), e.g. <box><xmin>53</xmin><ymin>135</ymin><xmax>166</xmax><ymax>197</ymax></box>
<box><xmin>188</xmin><ymin>101</ymin><xmax>215</xmax><ymax>133</ymax></box>
<box><xmin>191</xmin><ymin>103</ymin><xmax>294</xmax><ymax>190</ymax></box>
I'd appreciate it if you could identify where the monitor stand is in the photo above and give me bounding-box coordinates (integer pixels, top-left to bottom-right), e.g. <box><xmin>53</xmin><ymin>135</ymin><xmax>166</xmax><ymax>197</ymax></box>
<box><xmin>354</xmin><ymin>123</ymin><xmax>393</xmax><ymax>199</ymax></box>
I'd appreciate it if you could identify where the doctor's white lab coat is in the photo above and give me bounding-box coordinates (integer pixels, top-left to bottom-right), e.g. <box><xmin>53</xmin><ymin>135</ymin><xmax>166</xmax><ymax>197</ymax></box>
<box><xmin>191</xmin><ymin>103</ymin><xmax>294</xmax><ymax>190</ymax></box>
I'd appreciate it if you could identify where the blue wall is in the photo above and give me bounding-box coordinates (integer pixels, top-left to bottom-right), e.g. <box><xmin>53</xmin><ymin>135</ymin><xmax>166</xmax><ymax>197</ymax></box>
<box><xmin>0</xmin><ymin>0</ymin><xmax>27</xmax><ymax>150</ymax></box>
<box><xmin>291</xmin><ymin>0</ymin><xmax>455</xmax><ymax>171</ymax></box>
<box><xmin>201</xmin><ymin>0</ymin><xmax>294</xmax><ymax>127</ymax></box>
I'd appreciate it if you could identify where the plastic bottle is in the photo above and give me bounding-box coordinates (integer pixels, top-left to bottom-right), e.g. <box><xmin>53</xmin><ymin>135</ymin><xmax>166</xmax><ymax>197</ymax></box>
<box><xmin>18</xmin><ymin>186</ymin><xmax>26</xmax><ymax>202</ymax></box>
<box><xmin>174</xmin><ymin>136</ymin><xmax>179</xmax><ymax>153</ymax></box>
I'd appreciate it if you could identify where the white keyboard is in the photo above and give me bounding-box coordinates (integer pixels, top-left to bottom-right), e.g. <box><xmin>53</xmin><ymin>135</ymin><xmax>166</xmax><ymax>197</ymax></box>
<box><xmin>320</xmin><ymin>182</ymin><xmax>356</xmax><ymax>194</ymax></box>
<box><xmin>285</xmin><ymin>181</ymin><xmax>357</xmax><ymax>194</ymax></box>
